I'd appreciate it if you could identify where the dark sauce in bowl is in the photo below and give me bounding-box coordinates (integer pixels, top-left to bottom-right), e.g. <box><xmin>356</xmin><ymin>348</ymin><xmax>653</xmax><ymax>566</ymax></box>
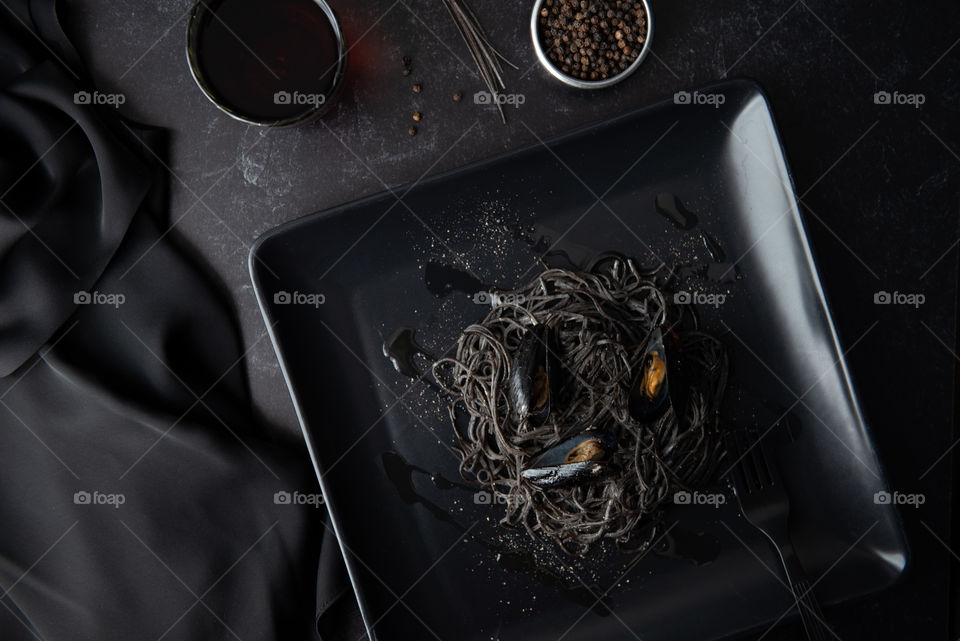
<box><xmin>189</xmin><ymin>0</ymin><xmax>343</xmax><ymax>124</ymax></box>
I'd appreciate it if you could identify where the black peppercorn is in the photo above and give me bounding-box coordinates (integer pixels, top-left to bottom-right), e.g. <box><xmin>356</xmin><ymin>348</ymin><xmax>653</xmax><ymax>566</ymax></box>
<box><xmin>537</xmin><ymin>0</ymin><xmax>647</xmax><ymax>82</ymax></box>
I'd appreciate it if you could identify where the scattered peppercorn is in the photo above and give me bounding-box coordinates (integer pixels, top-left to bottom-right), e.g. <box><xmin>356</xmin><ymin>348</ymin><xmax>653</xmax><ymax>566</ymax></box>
<box><xmin>537</xmin><ymin>0</ymin><xmax>647</xmax><ymax>81</ymax></box>
<box><xmin>412</xmin><ymin>111</ymin><xmax>422</xmax><ymax>122</ymax></box>
<box><xmin>401</xmin><ymin>68</ymin><xmax>411</xmax><ymax>76</ymax></box>
<box><xmin>453</xmin><ymin>91</ymin><xmax>463</xmax><ymax>102</ymax></box>
<box><xmin>408</xmin><ymin>125</ymin><xmax>418</xmax><ymax>136</ymax></box>
<box><xmin>413</xmin><ymin>83</ymin><xmax>423</xmax><ymax>94</ymax></box>
<box><xmin>401</xmin><ymin>55</ymin><xmax>412</xmax><ymax>67</ymax></box>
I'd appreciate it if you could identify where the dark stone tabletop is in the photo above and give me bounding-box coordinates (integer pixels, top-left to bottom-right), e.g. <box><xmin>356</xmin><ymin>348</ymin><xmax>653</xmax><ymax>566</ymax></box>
<box><xmin>63</xmin><ymin>0</ymin><xmax>959</xmax><ymax>639</ymax></box>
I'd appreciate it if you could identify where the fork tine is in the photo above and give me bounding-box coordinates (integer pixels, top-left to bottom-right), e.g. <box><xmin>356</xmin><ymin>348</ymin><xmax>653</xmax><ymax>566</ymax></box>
<box><xmin>744</xmin><ymin>429</ymin><xmax>770</xmax><ymax>490</ymax></box>
<box><xmin>729</xmin><ymin>431</ymin><xmax>746</xmax><ymax>489</ymax></box>
<box><xmin>751</xmin><ymin>427</ymin><xmax>781</xmax><ymax>489</ymax></box>
<box><xmin>725</xmin><ymin>430</ymin><xmax>754</xmax><ymax>493</ymax></box>
<box><xmin>724</xmin><ymin>432</ymin><xmax>746</xmax><ymax>492</ymax></box>
<box><xmin>737</xmin><ymin>429</ymin><xmax>762</xmax><ymax>494</ymax></box>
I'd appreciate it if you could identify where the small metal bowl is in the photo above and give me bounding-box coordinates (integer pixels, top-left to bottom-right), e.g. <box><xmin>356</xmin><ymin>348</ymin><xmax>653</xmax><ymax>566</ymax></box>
<box><xmin>186</xmin><ymin>0</ymin><xmax>347</xmax><ymax>127</ymax></box>
<box><xmin>530</xmin><ymin>0</ymin><xmax>653</xmax><ymax>90</ymax></box>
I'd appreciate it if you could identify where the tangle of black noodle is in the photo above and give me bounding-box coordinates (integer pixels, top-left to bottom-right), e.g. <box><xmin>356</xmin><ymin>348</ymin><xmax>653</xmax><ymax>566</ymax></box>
<box><xmin>432</xmin><ymin>257</ymin><xmax>728</xmax><ymax>556</ymax></box>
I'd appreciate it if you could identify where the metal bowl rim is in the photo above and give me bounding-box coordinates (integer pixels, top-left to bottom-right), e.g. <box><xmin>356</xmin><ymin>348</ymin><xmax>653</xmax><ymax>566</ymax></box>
<box><xmin>185</xmin><ymin>0</ymin><xmax>347</xmax><ymax>127</ymax></box>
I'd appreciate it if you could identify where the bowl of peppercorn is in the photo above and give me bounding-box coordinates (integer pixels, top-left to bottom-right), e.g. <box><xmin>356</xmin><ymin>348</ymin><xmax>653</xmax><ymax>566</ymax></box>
<box><xmin>531</xmin><ymin>0</ymin><xmax>653</xmax><ymax>89</ymax></box>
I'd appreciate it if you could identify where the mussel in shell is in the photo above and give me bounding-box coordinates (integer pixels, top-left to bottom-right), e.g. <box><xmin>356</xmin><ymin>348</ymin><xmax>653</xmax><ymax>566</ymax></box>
<box><xmin>628</xmin><ymin>329</ymin><xmax>671</xmax><ymax>421</ymax></box>
<box><xmin>521</xmin><ymin>429</ymin><xmax>616</xmax><ymax>488</ymax></box>
<box><xmin>521</xmin><ymin>461</ymin><xmax>614</xmax><ymax>488</ymax></box>
<box><xmin>509</xmin><ymin>324</ymin><xmax>556</xmax><ymax>426</ymax></box>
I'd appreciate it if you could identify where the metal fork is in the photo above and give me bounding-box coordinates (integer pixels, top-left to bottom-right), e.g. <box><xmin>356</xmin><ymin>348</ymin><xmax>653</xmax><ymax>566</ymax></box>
<box><xmin>725</xmin><ymin>429</ymin><xmax>831</xmax><ymax>641</ymax></box>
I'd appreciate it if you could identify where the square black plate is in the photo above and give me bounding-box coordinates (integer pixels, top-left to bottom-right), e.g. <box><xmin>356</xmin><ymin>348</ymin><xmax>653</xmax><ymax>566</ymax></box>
<box><xmin>250</xmin><ymin>79</ymin><xmax>907</xmax><ymax>641</ymax></box>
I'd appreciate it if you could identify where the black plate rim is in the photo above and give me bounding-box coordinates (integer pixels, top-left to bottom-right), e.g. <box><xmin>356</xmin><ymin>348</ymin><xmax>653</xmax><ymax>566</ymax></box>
<box><xmin>248</xmin><ymin>76</ymin><xmax>909</xmax><ymax>640</ymax></box>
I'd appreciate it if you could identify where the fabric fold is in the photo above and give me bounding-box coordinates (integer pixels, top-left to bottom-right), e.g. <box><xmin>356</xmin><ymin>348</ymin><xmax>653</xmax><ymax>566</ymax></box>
<box><xmin>0</xmin><ymin>59</ymin><xmax>152</xmax><ymax>376</ymax></box>
<box><xmin>0</xmin><ymin>1</ymin><xmax>350</xmax><ymax>639</ymax></box>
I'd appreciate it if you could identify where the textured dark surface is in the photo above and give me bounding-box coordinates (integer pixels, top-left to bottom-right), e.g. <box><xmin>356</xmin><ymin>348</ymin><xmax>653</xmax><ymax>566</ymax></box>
<box><xmin>60</xmin><ymin>0</ymin><xmax>958</xmax><ymax>639</ymax></box>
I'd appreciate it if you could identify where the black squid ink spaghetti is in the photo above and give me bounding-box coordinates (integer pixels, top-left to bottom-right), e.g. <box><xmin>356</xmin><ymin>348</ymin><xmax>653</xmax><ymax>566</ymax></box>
<box><xmin>432</xmin><ymin>254</ymin><xmax>727</xmax><ymax>555</ymax></box>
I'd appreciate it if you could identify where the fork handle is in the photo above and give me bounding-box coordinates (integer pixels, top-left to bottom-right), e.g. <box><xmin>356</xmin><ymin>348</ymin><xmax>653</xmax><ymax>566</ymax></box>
<box><xmin>776</xmin><ymin>543</ymin><xmax>831</xmax><ymax>641</ymax></box>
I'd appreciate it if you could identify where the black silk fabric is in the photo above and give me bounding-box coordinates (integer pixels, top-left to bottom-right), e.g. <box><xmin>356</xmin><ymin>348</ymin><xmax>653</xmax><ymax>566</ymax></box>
<box><xmin>0</xmin><ymin>1</ymin><xmax>351</xmax><ymax>638</ymax></box>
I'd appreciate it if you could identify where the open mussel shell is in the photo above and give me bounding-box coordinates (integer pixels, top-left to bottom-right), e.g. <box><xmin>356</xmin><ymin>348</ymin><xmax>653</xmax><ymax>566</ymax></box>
<box><xmin>628</xmin><ymin>328</ymin><xmax>671</xmax><ymax>421</ymax></box>
<box><xmin>521</xmin><ymin>429</ymin><xmax>617</xmax><ymax>488</ymax></box>
<box><xmin>521</xmin><ymin>461</ymin><xmax>615</xmax><ymax>488</ymax></box>
<box><xmin>509</xmin><ymin>324</ymin><xmax>556</xmax><ymax>426</ymax></box>
<box><xmin>527</xmin><ymin>430</ymin><xmax>616</xmax><ymax>466</ymax></box>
